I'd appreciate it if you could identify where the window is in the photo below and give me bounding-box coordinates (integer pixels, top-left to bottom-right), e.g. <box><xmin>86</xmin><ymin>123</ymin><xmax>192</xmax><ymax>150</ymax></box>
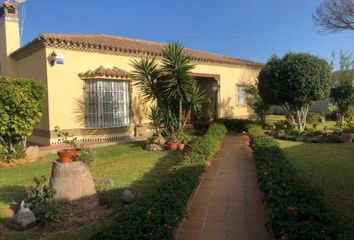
<box><xmin>236</xmin><ymin>85</ymin><xmax>247</xmax><ymax>105</ymax></box>
<box><xmin>7</xmin><ymin>6</ymin><xmax>16</xmax><ymax>14</ymax></box>
<box><xmin>85</xmin><ymin>80</ymin><xmax>130</xmax><ymax>128</ymax></box>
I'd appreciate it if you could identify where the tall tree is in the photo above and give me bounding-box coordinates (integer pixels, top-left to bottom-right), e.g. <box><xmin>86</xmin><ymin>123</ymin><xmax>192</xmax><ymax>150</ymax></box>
<box><xmin>313</xmin><ymin>0</ymin><xmax>354</xmax><ymax>33</ymax></box>
<box><xmin>259</xmin><ymin>53</ymin><xmax>332</xmax><ymax>131</ymax></box>
<box><xmin>330</xmin><ymin>51</ymin><xmax>354</xmax><ymax>123</ymax></box>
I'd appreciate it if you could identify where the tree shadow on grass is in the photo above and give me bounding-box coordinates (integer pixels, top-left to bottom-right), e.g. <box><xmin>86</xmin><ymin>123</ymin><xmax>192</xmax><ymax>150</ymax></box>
<box><xmin>0</xmin><ymin>185</ymin><xmax>27</xmax><ymax>226</ymax></box>
<box><xmin>0</xmin><ymin>141</ymin><xmax>185</xmax><ymax>239</ymax></box>
<box><xmin>278</xmin><ymin>141</ymin><xmax>354</xmax><ymax>239</ymax></box>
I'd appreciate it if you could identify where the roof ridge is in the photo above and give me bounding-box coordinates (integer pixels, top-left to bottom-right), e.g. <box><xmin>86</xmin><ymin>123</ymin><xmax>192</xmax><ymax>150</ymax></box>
<box><xmin>93</xmin><ymin>33</ymin><xmax>258</xmax><ymax>64</ymax></box>
<box><xmin>11</xmin><ymin>33</ymin><xmax>263</xmax><ymax>67</ymax></box>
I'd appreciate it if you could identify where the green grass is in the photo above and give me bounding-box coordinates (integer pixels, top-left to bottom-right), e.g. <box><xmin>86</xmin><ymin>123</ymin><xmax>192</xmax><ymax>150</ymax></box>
<box><xmin>279</xmin><ymin>140</ymin><xmax>354</xmax><ymax>239</ymax></box>
<box><xmin>0</xmin><ymin>141</ymin><xmax>182</xmax><ymax>239</ymax></box>
<box><xmin>266</xmin><ymin>114</ymin><xmax>286</xmax><ymax>123</ymax></box>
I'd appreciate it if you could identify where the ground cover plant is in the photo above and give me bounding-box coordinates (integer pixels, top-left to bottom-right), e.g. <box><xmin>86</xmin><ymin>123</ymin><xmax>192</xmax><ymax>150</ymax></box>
<box><xmin>247</xmin><ymin>124</ymin><xmax>337</xmax><ymax>240</ymax></box>
<box><xmin>280</xmin><ymin>140</ymin><xmax>354</xmax><ymax>240</ymax></box>
<box><xmin>91</xmin><ymin>123</ymin><xmax>226</xmax><ymax>240</ymax></box>
<box><xmin>0</xmin><ymin>141</ymin><xmax>182</xmax><ymax>240</ymax></box>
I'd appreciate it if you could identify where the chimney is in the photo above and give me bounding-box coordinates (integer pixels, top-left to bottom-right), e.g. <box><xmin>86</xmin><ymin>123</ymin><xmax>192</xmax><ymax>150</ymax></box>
<box><xmin>0</xmin><ymin>1</ymin><xmax>20</xmax><ymax>76</ymax></box>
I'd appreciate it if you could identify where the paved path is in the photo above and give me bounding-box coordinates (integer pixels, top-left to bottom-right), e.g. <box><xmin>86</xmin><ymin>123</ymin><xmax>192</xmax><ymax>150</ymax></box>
<box><xmin>176</xmin><ymin>134</ymin><xmax>272</xmax><ymax>240</ymax></box>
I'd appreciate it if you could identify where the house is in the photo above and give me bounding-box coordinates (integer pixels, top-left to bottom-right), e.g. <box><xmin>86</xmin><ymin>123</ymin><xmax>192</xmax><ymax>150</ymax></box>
<box><xmin>0</xmin><ymin>1</ymin><xmax>262</xmax><ymax>146</ymax></box>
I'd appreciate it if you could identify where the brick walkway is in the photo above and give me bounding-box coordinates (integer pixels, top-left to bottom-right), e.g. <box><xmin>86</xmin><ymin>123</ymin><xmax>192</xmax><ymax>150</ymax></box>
<box><xmin>176</xmin><ymin>134</ymin><xmax>272</xmax><ymax>240</ymax></box>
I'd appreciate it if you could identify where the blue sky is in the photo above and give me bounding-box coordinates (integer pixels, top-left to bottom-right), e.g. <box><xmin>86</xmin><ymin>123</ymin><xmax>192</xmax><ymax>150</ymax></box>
<box><xmin>21</xmin><ymin>0</ymin><xmax>353</xmax><ymax>67</ymax></box>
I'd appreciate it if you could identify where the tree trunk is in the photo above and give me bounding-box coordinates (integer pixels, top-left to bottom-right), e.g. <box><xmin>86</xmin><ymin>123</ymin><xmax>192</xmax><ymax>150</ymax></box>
<box><xmin>283</xmin><ymin>103</ymin><xmax>296</xmax><ymax>125</ymax></box>
<box><xmin>49</xmin><ymin>160</ymin><xmax>99</xmax><ymax>213</ymax></box>
<box><xmin>179</xmin><ymin>97</ymin><xmax>183</xmax><ymax>132</ymax></box>
<box><xmin>295</xmin><ymin>105</ymin><xmax>309</xmax><ymax>131</ymax></box>
<box><xmin>181</xmin><ymin>107</ymin><xmax>191</xmax><ymax>131</ymax></box>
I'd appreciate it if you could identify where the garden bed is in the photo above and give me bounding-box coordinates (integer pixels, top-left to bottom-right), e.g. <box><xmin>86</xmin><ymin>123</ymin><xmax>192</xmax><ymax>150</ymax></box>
<box><xmin>247</xmin><ymin>124</ymin><xmax>337</xmax><ymax>240</ymax></box>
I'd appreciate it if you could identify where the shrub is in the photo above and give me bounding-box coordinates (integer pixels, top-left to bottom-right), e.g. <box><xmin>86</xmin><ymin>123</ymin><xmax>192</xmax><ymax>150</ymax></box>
<box><xmin>215</xmin><ymin>118</ymin><xmax>251</xmax><ymax>132</ymax></box>
<box><xmin>191</xmin><ymin>121</ymin><xmax>211</xmax><ymax>134</ymax></box>
<box><xmin>192</xmin><ymin>119</ymin><xmax>252</xmax><ymax>134</ymax></box>
<box><xmin>0</xmin><ymin>77</ymin><xmax>45</xmax><ymax>160</ymax></box>
<box><xmin>247</xmin><ymin>124</ymin><xmax>266</xmax><ymax>138</ymax></box>
<box><xmin>248</xmin><ymin>125</ymin><xmax>337</xmax><ymax>240</ymax></box>
<box><xmin>26</xmin><ymin>176</ymin><xmax>56</xmax><ymax>207</ymax></box>
<box><xmin>91</xmin><ymin>123</ymin><xmax>226</xmax><ymax>240</ymax></box>
<box><xmin>26</xmin><ymin>175</ymin><xmax>67</xmax><ymax>224</ymax></box>
<box><xmin>35</xmin><ymin>201</ymin><xmax>67</xmax><ymax>225</ymax></box>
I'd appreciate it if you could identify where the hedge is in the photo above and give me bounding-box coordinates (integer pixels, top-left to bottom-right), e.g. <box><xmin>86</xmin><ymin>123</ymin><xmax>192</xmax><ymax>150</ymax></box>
<box><xmin>91</xmin><ymin>123</ymin><xmax>227</xmax><ymax>240</ymax></box>
<box><xmin>192</xmin><ymin>118</ymin><xmax>251</xmax><ymax>134</ymax></box>
<box><xmin>247</xmin><ymin>124</ymin><xmax>337</xmax><ymax>240</ymax></box>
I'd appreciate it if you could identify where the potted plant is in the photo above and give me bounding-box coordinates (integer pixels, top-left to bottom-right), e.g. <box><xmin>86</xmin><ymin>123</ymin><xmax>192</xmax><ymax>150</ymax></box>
<box><xmin>177</xmin><ymin>133</ymin><xmax>191</xmax><ymax>150</ymax></box>
<box><xmin>54</xmin><ymin>126</ymin><xmax>81</xmax><ymax>163</ymax></box>
<box><xmin>313</xmin><ymin>123</ymin><xmax>320</xmax><ymax>130</ymax></box>
<box><xmin>168</xmin><ymin>134</ymin><xmax>178</xmax><ymax>151</ymax></box>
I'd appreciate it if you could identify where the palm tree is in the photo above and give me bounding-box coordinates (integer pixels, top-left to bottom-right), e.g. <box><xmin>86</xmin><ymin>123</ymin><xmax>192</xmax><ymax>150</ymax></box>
<box><xmin>130</xmin><ymin>57</ymin><xmax>163</xmax><ymax>103</ymax></box>
<box><xmin>160</xmin><ymin>43</ymin><xmax>195</xmax><ymax>133</ymax></box>
<box><xmin>182</xmin><ymin>81</ymin><xmax>205</xmax><ymax>130</ymax></box>
<box><xmin>131</xmin><ymin>43</ymin><xmax>203</xmax><ymax>138</ymax></box>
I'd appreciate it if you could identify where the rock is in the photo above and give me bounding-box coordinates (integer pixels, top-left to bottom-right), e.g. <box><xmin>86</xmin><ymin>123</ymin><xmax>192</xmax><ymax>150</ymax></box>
<box><xmin>145</xmin><ymin>144</ymin><xmax>164</xmax><ymax>151</ymax></box>
<box><xmin>25</xmin><ymin>146</ymin><xmax>40</xmax><ymax>161</ymax></box>
<box><xmin>97</xmin><ymin>178</ymin><xmax>114</xmax><ymax>189</ymax></box>
<box><xmin>103</xmin><ymin>178</ymin><xmax>114</xmax><ymax>187</ymax></box>
<box><xmin>13</xmin><ymin>201</ymin><xmax>36</xmax><ymax>230</ymax></box>
<box><xmin>120</xmin><ymin>189</ymin><xmax>135</xmax><ymax>204</ymax></box>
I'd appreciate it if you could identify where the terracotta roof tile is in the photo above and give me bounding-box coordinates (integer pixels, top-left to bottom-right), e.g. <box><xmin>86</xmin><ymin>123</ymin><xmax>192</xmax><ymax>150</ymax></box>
<box><xmin>78</xmin><ymin>66</ymin><xmax>131</xmax><ymax>79</ymax></box>
<box><xmin>11</xmin><ymin>33</ymin><xmax>262</xmax><ymax>68</ymax></box>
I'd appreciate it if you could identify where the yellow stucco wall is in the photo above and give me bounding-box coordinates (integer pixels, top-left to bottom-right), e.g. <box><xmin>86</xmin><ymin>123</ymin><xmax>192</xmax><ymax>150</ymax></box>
<box><xmin>192</xmin><ymin>64</ymin><xmax>258</xmax><ymax>118</ymax></box>
<box><xmin>16</xmin><ymin>48</ymin><xmax>50</xmax><ymax>145</ymax></box>
<box><xmin>2</xmin><ymin>41</ymin><xmax>259</xmax><ymax>145</ymax></box>
<box><xmin>41</xmin><ymin>47</ymin><xmax>259</xmax><ymax>144</ymax></box>
<box><xmin>45</xmin><ymin>48</ymin><xmax>258</xmax><ymax>131</ymax></box>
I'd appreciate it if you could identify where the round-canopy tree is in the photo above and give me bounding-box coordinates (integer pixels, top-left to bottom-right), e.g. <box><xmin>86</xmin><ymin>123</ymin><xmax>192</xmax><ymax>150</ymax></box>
<box><xmin>258</xmin><ymin>53</ymin><xmax>332</xmax><ymax>131</ymax></box>
<box><xmin>0</xmin><ymin>77</ymin><xmax>45</xmax><ymax>157</ymax></box>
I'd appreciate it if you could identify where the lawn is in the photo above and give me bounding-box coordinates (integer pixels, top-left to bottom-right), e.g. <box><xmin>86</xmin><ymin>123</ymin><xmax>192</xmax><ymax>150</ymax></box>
<box><xmin>279</xmin><ymin>140</ymin><xmax>354</xmax><ymax>239</ymax></box>
<box><xmin>266</xmin><ymin>114</ymin><xmax>286</xmax><ymax>123</ymax></box>
<box><xmin>0</xmin><ymin>141</ymin><xmax>182</xmax><ymax>240</ymax></box>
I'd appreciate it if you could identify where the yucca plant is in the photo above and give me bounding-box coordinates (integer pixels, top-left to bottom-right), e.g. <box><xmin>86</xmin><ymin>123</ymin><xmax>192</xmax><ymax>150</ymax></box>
<box><xmin>160</xmin><ymin>43</ymin><xmax>195</xmax><ymax>133</ymax></box>
<box><xmin>131</xmin><ymin>43</ymin><xmax>205</xmax><ymax>139</ymax></box>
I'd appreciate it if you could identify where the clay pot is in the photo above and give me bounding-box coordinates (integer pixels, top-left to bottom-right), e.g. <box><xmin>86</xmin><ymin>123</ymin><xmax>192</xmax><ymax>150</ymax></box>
<box><xmin>177</xmin><ymin>143</ymin><xmax>185</xmax><ymax>150</ymax></box>
<box><xmin>341</xmin><ymin>132</ymin><xmax>354</xmax><ymax>143</ymax></box>
<box><xmin>168</xmin><ymin>142</ymin><xmax>178</xmax><ymax>151</ymax></box>
<box><xmin>57</xmin><ymin>149</ymin><xmax>81</xmax><ymax>163</ymax></box>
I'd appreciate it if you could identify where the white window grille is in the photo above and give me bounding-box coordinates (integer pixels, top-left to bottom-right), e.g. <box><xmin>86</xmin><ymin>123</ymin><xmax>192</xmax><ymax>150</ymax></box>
<box><xmin>85</xmin><ymin>80</ymin><xmax>130</xmax><ymax>128</ymax></box>
<box><xmin>236</xmin><ymin>85</ymin><xmax>247</xmax><ymax>105</ymax></box>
